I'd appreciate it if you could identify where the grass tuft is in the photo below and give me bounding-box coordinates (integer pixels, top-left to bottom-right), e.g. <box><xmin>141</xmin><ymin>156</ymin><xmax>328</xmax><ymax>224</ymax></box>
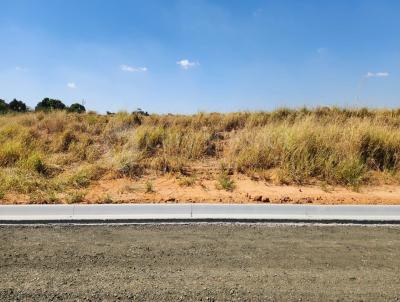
<box><xmin>216</xmin><ymin>173</ymin><xmax>235</xmax><ymax>191</ymax></box>
<box><xmin>145</xmin><ymin>181</ymin><xmax>155</xmax><ymax>193</ymax></box>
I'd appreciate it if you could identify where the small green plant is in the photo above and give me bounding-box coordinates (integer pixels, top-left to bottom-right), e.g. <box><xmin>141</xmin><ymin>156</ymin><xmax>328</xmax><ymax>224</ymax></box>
<box><xmin>0</xmin><ymin>189</ymin><xmax>5</xmax><ymax>200</ymax></box>
<box><xmin>145</xmin><ymin>181</ymin><xmax>155</xmax><ymax>193</ymax></box>
<box><xmin>216</xmin><ymin>173</ymin><xmax>235</xmax><ymax>191</ymax></box>
<box><xmin>67</xmin><ymin>191</ymin><xmax>86</xmax><ymax>204</ymax></box>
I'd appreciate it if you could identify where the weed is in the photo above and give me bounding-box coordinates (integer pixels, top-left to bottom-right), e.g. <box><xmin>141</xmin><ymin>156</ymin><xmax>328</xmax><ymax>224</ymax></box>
<box><xmin>67</xmin><ymin>191</ymin><xmax>86</xmax><ymax>204</ymax></box>
<box><xmin>178</xmin><ymin>176</ymin><xmax>196</xmax><ymax>187</ymax></box>
<box><xmin>0</xmin><ymin>141</ymin><xmax>23</xmax><ymax>167</ymax></box>
<box><xmin>216</xmin><ymin>173</ymin><xmax>235</xmax><ymax>191</ymax></box>
<box><xmin>116</xmin><ymin>153</ymin><xmax>145</xmax><ymax>178</ymax></box>
<box><xmin>21</xmin><ymin>152</ymin><xmax>48</xmax><ymax>175</ymax></box>
<box><xmin>145</xmin><ymin>181</ymin><xmax>155</xmax><ymax>193</ymax></box>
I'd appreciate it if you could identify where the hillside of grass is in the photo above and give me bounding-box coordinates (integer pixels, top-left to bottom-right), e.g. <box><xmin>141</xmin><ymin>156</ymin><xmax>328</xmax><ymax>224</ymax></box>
<box><xmin>1</xmin><ymin>107</ymin><xmax>400</xmax><ymax>203</ymax></box>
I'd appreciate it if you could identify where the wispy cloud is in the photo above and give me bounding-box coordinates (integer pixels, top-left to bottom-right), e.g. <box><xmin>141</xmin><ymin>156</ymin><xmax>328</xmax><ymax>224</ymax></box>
<box><xmin>365</xmin><ymin>72</ymin><xmax>389</xmax><ymax>78</ymax></box>
<box><xmin>67</xmin><ymin>82</ymin><xmax>77</xmax><ymax>89</ymax></box>
<box><xmin>176</xmin><ymin>59</ymin><xmax>199</xmax><ymax>70</ymax></box>
<box><xmin>120</xmin><ymin>64</ymin><xmax>147</xmax><ymax>72</ymax></box>
<box><xmin>15</xmin><ymin>66</ymin><xmax>28</xmax><ymax>72</ymax></box>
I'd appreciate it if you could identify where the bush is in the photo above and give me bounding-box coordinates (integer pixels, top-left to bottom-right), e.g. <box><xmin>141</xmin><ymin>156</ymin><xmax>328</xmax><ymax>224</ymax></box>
<box><xmin>35</xmin><ymin>98</ymin><xmax>66</xmax><ymax>112</ymax></box>
<box><xmin>0</xmin><ymin>99</ymin><xmax>8</xmax><ymax>114</ymax></box>
<box><xmin>8</xmin><ymin>99</ymin><xmax>27</xmax><ymax>112</ymax></box>
<box><xmin>68</xmin><ymin>103</ymin><xmax>86</xmax><ymax>113</ymax></box>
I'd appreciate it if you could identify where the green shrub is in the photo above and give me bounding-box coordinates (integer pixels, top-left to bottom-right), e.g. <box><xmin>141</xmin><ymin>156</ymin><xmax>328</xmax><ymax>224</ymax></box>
<box><xmin>68</xmin><ymin>103</ymin><xmax>86</xmax><ymax>113</ymax></box>
<box><xmin>216</xmin><ymin>173</ymin><xmax>235</xmax><ymax>191</ymax></box>
<box><xmin>35</xmin><ymin>98</ymin><xmax>66</xmax><ymax>112</ymax></box>
<box><xmin>0</xmin><ymin>99</ymin><xmax>8</xmax><ymax>114</ymax></box>
<box><xmin>8</xmin><ymin>99</ymin><xmax>27</xmax><ymax>112</ymax></box>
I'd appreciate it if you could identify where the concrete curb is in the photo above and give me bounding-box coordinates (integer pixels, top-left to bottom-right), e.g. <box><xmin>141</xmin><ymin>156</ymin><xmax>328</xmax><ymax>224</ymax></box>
<box><xmin>1</xmin><ymin>204</ymin><xmax>400</xmax><ymax>224</ymax></box>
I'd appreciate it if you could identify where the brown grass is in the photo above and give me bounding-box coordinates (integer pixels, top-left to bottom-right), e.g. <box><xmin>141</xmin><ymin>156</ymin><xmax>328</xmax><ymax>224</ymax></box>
<box><xmin>1</xmin><ymin>107</ymin><xmax>400</xmax><ymax>203</ymax></box>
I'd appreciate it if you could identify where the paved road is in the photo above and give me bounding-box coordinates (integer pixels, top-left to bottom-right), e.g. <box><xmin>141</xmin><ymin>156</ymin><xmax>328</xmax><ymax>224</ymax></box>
<box><xmin>1</xmin><ymin>204</ymin><xmax>400</xmax><ymax>223</ymax></box>
<box><xmin>1</xmin><ymin>224</ymin><xmax>400</xmax><ymax>301</ymax></box>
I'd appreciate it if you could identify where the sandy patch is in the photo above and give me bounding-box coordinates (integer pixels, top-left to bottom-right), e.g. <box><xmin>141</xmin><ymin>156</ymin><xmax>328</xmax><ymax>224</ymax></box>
<box><xmin>82</xmin><ymin>174</ymin><xmax>400</xmax><ymax>205</ymax></box>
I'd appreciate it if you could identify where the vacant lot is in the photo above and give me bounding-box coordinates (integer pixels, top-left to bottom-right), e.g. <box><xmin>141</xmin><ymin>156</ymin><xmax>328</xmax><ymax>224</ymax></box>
<box><xmin>2</xmin><ymin>108</ymin><xmax>400</xmax><ymax>204</ymax></box>
<box><xmin>1</xmin><ymin>224</ymin><xmax>399</xmax><ymax>301</ymax></box>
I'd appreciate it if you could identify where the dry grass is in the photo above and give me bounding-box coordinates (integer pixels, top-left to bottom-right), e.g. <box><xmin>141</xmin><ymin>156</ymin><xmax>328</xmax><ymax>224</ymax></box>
<box><xmin>1</xmin><ymin>107</ymin><xmax>400</xmax><ymax>202</ymax></box>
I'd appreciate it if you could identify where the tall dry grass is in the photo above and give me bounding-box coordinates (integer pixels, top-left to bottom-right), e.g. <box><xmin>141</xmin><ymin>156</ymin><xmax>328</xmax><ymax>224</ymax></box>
<box><xmin>1</xmin><ymin>107</ymin><xmax>400</xmax><ymax>201</ymax></box>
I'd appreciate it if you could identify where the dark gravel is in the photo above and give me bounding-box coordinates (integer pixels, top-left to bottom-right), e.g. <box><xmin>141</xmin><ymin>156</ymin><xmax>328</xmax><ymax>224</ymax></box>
<box><xmin>1</xmin><ymin>224</ymin><xmax>400</xmax><ymax>301</ymax></box>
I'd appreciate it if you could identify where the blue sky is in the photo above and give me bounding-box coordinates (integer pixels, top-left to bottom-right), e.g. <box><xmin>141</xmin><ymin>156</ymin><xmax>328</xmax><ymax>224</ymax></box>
<box><xmin>0</xmin><ymin>0</ymin><xmax>399</xmax><ymax>113</ymax></box>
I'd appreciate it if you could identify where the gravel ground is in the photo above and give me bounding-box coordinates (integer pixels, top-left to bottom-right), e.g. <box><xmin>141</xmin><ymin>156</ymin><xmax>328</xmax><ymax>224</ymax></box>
<box><xmin>1</xmin><ymin>224</ymin><xmax>400</xmax><ymax>301</ymax></box>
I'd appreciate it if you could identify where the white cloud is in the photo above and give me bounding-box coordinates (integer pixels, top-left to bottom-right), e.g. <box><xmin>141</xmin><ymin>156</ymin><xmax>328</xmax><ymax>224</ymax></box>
<box><xmin>67</xmin><ymin>82</ymin><xmax>77</xmax><ymax>89</ymax></box>
<box><xmin>120</xmin><ymin>64</ymin><xmax>147</xmax><ymax>72</ymax></box>
<box><xmin>176</xmin><ymin>59</ymin><xmax>199</xmax><ymax>70</ymax></box>
<box><xmin>365</xmin><ymin>72</ymin><xmax>389</xmax><ymax>78</ymax></box>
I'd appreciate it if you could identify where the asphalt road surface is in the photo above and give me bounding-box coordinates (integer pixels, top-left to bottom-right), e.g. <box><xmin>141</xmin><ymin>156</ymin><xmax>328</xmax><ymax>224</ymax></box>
<box><xmin>1</xmin><ymin>224</ymin><xmax>400</xmax><ymax>301</ymax></box>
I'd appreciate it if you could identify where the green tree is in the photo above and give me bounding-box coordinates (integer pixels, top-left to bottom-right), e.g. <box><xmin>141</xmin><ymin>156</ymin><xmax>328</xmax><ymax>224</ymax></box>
<box><xmin>68</xmin><ymin>103</ymin><xmax>86</xmax><ymax>113</ymax></box>
<box><xmin>35</xmin><ymin>98</ymin><xmax>66</xmax><ymax>111</ymax></box>
<box><xmin>0</xmin><ymin>99</ymin><xmax>8</xmax><ymax>114</ymax></box>
<box><xmin>8</xmin><ymin>99</ymin><xmax>27</xmax><ymax>112</ymax></box>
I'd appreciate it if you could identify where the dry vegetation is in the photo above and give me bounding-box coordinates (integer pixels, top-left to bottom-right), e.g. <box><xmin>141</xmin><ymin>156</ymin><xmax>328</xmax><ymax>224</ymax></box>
<box><xmin>1</xmin><ymin>107</ymin><xmax>400</xmax><ymax>203</ymax></box>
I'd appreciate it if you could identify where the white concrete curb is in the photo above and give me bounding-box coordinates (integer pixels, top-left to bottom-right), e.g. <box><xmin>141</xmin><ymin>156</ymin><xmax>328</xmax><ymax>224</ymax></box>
<box><xmin>1</xmin><ymin>204</ymin><xmax>400</xmax><ymax>223</ymax></box>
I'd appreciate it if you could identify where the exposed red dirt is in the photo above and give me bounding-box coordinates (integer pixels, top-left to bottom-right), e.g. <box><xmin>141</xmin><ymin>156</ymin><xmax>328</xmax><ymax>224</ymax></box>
<box><xmin>3</xmin><ymin>174</ymin><xmax>400</xmax><ymax>205</ymax></box>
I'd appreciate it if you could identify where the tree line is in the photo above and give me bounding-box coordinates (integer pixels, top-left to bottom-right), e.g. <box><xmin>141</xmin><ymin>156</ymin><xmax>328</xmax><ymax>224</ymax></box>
<box><xmin>0</xmin><ymin>98</ymin><xmax>86</xmax><ymax>114</ymax></box>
